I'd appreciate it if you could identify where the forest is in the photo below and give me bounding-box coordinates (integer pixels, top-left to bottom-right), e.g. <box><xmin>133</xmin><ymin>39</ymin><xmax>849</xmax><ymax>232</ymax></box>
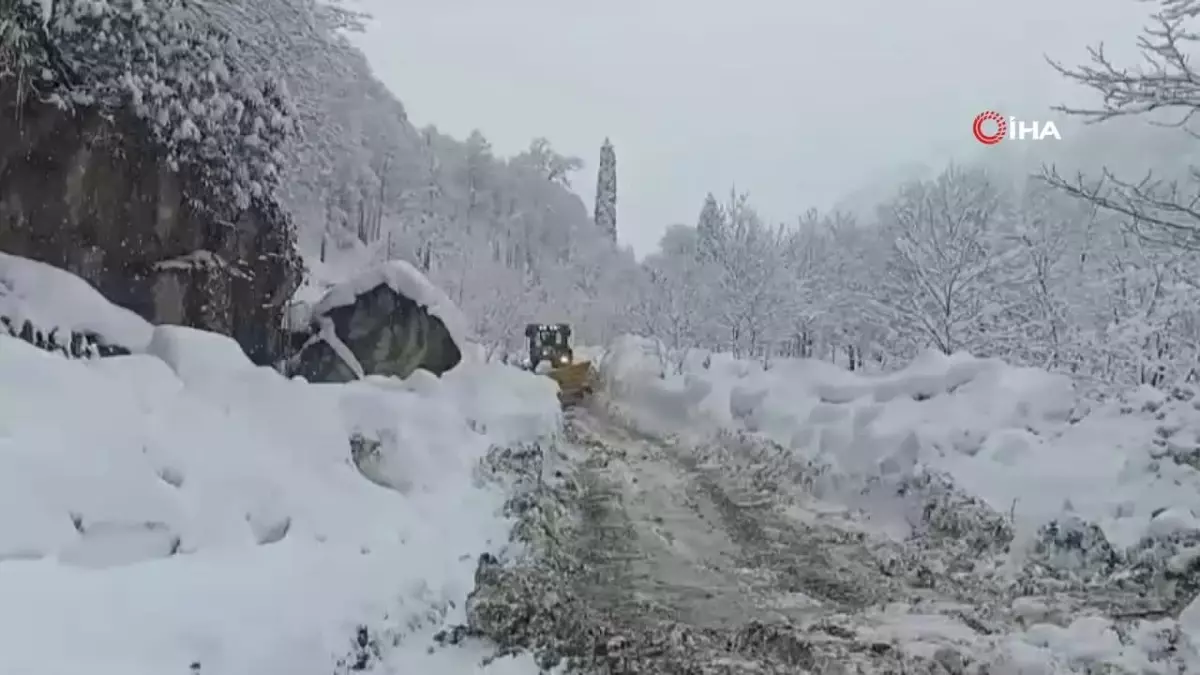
<box><xmin>297</xmin><ymin>0</ymin><xmax>1200</xmax><ymax>396</ymax></box>
<box><xmin>7</xmin><ymin>0</ymin><xmax>1200</xmax><ymax>395</ymax></box>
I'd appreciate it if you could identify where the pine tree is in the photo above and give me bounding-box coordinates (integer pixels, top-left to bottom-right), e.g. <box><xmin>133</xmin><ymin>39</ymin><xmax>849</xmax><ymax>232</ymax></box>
<box><xmin>696</xmin><ymin>192</ymin><xmax>724</xmax><ymax>262</ymax></box>
<box><xmin>594</xmin><ymin>138</ymin><xmax>618</xmax><ymax>241</ymax></box>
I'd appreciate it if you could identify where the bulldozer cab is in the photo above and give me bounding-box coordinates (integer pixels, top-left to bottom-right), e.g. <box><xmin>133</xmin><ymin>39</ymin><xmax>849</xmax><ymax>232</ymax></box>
<box><xmin>522</xmin><ymin>323</ymin><xmax>594</xmax><ymax>406</ymax></box>
<box><xmin>525</xmin><ymin>323</ymin><xmax>573</xmax><ymax>370</ymax></box>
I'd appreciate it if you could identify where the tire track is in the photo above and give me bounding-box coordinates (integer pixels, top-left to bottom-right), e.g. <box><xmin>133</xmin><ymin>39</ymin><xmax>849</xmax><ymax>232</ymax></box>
<box><xmin>569</xmin><ymin>406</ymin><xmax>903</xmax><ymax>620</ymax></box>
<box><xmin>666</xmin><ymin>441</ymin><xmax>899</xmax><ymax>611</ymax></box>
<box><xmin>565</xmin><ymin>408</ymin><xmax>763</xmax><ymax>629</ymax></box>
<box><xmin>459</xmin><ymin>405</ymin><xmax>1189</xmax><ymax>673</ymax></box>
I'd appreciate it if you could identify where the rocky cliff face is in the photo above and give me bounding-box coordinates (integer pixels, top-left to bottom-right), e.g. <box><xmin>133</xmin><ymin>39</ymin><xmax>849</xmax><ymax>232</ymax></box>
<box><xmin>0</xmin><ymin>77</ymin><xmax>301</xmax><ymax>364</ymax></box>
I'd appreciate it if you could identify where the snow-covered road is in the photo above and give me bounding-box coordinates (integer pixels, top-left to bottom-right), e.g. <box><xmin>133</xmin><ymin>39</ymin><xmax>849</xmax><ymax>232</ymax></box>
<box><xmin>565</xmin><ymin>407</ymin><xmax>915</xmax><ymax>626</ymax></box>
<box><xmin>468</xmin><ymin>399</ymin><xmax>1198</xmax><ymax>673</ymax></box>
<box><xmin>566</xmin><ymin>407</ymin><xmax>770</xmax><ymax>629</ymax></box>
<box><xmin>526</xmin><ymin>405</ymin><xmax>999</xmax><ymax>671</ymax></box>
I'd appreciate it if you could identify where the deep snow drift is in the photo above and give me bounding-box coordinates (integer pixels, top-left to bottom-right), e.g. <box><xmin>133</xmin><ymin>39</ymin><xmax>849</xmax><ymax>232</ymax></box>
<box><xmin>0</xmin><ymin>258</ymin><xmax>560</xmax><ymax>674</ymax></box>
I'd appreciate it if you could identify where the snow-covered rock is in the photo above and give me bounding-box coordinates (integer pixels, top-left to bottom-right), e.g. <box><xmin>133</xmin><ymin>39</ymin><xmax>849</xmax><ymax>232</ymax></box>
<box><xmin>287</xmin><ymin>260</ymin><xmax>470</xmax><ymax>382</ymax></box>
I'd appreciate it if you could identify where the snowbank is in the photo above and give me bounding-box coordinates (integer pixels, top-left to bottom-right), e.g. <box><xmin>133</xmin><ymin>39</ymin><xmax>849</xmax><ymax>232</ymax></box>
<box><xmin>601</xmin><ymin>335</ymin><xmax>1200</xmax><ymax>548</ymax></box>
<box><xmin>0</xmin><ymin>314</ymin><xmax>559</xmax><ymax>672</ymax></box>
<box><xmin>0</xmin><ymin>251</ymin><xmax>153</xmax><ymax>351</ymax></box>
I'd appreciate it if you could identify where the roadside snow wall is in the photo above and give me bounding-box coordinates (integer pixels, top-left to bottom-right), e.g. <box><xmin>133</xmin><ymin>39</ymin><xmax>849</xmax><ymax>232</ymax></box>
<box><xmin>600</xmin><ymin>335</ymin><xmax>1200</xmax><ymax>547</ymax></box>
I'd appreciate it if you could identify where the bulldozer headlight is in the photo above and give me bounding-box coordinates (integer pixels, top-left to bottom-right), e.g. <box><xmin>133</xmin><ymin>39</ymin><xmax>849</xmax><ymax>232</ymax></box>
<box><xmin>558</xmin><ymin>355</ymin><xmax>568</xmax><ymax>363</ymax></box>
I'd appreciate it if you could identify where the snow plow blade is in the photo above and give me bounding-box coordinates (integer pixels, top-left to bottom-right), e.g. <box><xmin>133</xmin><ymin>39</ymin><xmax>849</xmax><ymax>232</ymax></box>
<box><xmin>548</xmin><ymin>361</ymin><xmax>595</xmax><ymax>407</ymax></box>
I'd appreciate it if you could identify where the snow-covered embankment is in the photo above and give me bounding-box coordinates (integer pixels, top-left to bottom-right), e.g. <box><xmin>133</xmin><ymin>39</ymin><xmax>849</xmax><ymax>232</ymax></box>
<box><xmin>0</xmin><ymin>256</ymin><xmax>560</xmax><ymax>674</ymax></box>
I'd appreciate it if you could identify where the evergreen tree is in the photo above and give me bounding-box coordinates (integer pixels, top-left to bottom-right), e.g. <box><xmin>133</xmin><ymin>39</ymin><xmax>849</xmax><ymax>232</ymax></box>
<box><xmin>594</xmin><ymin>138</ymin><xmax>618</xmax><ymax>241</ymax></box>
<box><xmin>696</xmin><ymin>192</ymin><xmax>724</xmax><ymax>262</ymax></box>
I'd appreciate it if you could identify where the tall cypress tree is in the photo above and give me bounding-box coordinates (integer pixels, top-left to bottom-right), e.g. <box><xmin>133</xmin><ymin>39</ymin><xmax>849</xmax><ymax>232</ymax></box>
<box><xmin>696</xmin><ymin>192</ymin><xmax>724</xmax><ymax>262</ymax></box>
<box><xmin>594</xmin><ymin>138</ymin><xmax>617</xmax><ymax>241</ymax></box>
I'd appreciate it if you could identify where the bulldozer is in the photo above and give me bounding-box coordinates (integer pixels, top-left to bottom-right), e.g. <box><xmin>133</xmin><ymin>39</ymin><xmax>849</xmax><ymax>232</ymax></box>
<box><xmin>524</xmin><ymin>323</ymin><xmax>594</xmax><ymax>407</ymax></box>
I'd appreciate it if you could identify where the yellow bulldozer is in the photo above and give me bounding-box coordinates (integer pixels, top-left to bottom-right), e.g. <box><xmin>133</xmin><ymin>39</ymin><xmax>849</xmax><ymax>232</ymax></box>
<box><xmin>524</xmin><ymin>323</ymin><xmax>595</xmax><ymax>407</ymax></box>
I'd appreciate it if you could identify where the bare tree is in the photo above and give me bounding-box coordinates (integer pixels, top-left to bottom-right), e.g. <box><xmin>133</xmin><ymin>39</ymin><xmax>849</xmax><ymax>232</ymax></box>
<box><xmin>1043</xmin><ymin>0</ymin><xmax>1200</xmax><ymax>250</ymax></box>
<box><xmin>512</xmin><ymin>138</ymin><xmax>584</xmax><ymax>188</ymax></box>
<box><xmin>633</xmin><ymin>261</ymin><xmax>704</xmax><ymax>375</ymax></box>
<box><xmin>1001</xmin><ymin>180</ymin><xmax>1102</xmax><ymax>369</ymax></box>
<box><xmin>704</xmin><ymin>190</ymin><xmax>790</xmax><ymax>360</ymax></box>
<box><xmin>875</xmin><ymin>165</ymin><xmax>1010</xmax><ymax>355</ymax></box>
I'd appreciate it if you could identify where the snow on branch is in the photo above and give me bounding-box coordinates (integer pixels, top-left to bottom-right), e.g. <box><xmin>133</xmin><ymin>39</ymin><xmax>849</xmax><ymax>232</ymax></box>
<box><xmin>1044</xmin><ymin>0</ymin><xmax>1200</xmax><ymax>250</ymax></box>
<box><xmin>1042</xmin><ymin>164</ymin><xmax>1200</xmax><ymax>251</ymax></box>
<box><xmin>1047</xmin><ymin>0</ymin><xmax>1200</xmax><ymax>127</ymax></box>
<box><xmin>5</xmin><ymin>0</ymin><xmax>318</xmax><ymax>213</ymax></box>
<box><xmin>876</xmin><ymin>165</ymin><xmax>1010</xmax><ymax>356</ymax></box>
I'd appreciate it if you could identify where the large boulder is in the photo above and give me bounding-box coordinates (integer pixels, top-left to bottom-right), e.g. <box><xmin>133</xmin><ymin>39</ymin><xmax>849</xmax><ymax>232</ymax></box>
<box><xmin>286</xmin><ymin>261</ymin><xmax>468</xmax><ymax>382</ymax></box>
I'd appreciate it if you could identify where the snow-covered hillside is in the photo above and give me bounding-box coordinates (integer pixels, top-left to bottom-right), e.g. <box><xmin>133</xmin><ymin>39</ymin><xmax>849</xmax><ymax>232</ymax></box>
<box><xmin>0</xmin><ymin>259</ymin><xmax>561</xmax><ymax>674</ymax></box>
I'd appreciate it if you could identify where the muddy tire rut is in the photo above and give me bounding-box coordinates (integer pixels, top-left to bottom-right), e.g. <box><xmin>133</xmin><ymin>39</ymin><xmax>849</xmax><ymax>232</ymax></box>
<box><xmin>440</xmin><ymin>398</ymin><xmax>1198</xmax><ymax>674</ymax></box>
<box><xmin>568</xmin><ymin>408</ymin><xmax>901</xmax><ymax>624</ymax></box>
<box><xmin>451</xmin><ymin>406</ymin><xmax>1008</xmax><ymax>673</ymax></box>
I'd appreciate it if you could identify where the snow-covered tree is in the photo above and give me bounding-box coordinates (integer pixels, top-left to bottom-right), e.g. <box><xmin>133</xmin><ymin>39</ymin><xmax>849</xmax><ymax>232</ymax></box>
<box><xmin>594</xmin><ymin>138</ymin><xmax>617</xmax><ymax>241</ymax></box>
<box><xmin>511</xmin><ymin>137</ymin><xmax>583</xmax><ymax>188</ymax></box>
<box><xmin>635</xmin><ymin>226</ymin><xmax>705</xmax><ymax>371</ymax></box>
<box><xmin>1045</xmin><ymin>0</ymin><xmax>1200</xmax><ymax>251</ymax></box>
<box><xmin>647</xmin><ymin>189</ymin><xmax>793</xmax><ymax>360</ymax></box>
<box><xmin>461</xmin><ymin>130</ymin><xmax>494</xmax><ymax>227</ymax></box>
<box><xmin>4</xmin><ymin>0</ymin><xmax>342</xmax><ymax>212</ymax></box>
<box><xmin>1031</xmin><ymin>0</ymin><xmax>1200</xmax><ymax>388</ymax></box>
<box><xmin>714</xmin><ymin>194</ymin><xmax>791</xmax><ymax>360</ymax></box>
<box><xmin>695</xmin><ymin>192</ymin><xmax>724</xmax><ymax>263</ymax></box>
<box><xmin>874</xmin><ymin>165</ymin><xmax>1011</xmax><ymax>356</ymax></box>
<box><xmin>785</xmin><ymin>209</ymin><xmax>880</xmax><ymax>368</ymax></box>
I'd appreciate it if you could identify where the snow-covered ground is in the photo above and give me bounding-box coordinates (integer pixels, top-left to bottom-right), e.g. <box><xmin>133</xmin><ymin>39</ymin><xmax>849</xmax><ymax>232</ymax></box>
<box><xmin>0</xmin><ymin>257</ymin><xmax>561</xmax><ymax>674</ymax></box>
<box><xmin>597</xmin><ymin>335</ymin><xmax>1200</xmax><ymax>671</ymax></box>
<box><xmin>8</xmin><ymin>245</ymin><xmax>1200</xmax><ymax>672</ymax></box>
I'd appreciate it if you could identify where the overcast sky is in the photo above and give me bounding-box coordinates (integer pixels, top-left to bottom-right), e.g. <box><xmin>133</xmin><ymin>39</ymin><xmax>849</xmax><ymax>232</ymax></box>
<box><xmin>352</xmin><ymin>0</ymin><xmax>1149</xmax><ymax>255</ymax></box>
